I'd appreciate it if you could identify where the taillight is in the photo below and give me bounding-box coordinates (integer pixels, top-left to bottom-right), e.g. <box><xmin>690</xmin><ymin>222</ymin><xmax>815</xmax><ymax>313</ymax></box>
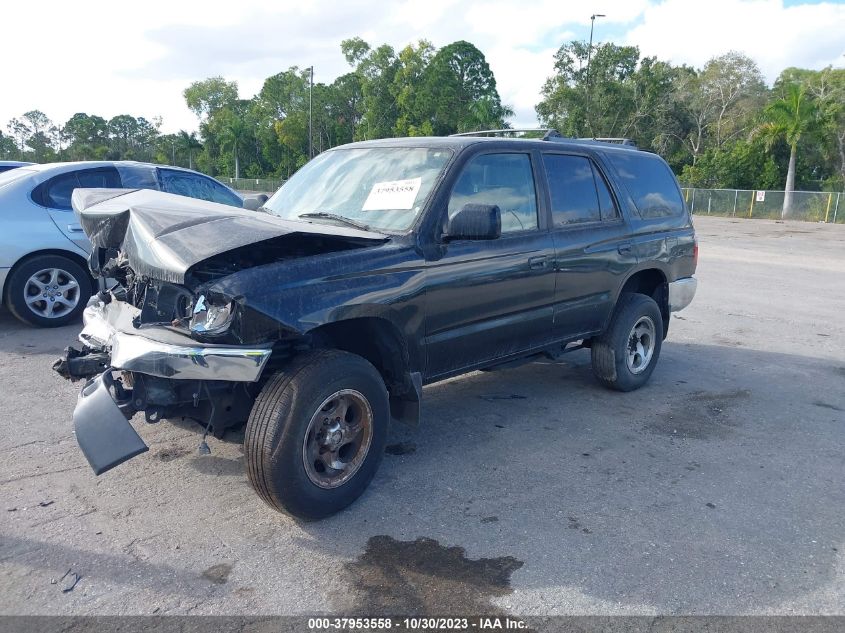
<box><xmin>693</xmin><ymin>241</ymin><xmax>699</xmax><ymax>268</ymax></box>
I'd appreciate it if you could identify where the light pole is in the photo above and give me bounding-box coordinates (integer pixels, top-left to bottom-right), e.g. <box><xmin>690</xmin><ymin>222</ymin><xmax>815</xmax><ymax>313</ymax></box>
<box><xmin>586</xmin><ymin>13</ymin><xmax>605</xmax><ymax>136</ymax></box>
<box><xmin>586</xmin><ymin>13</ymin><xmax>605</xmax><ymax>75</ymax></box>
<box><xmin>308</xmin><ymin>66</ymin><xmax>314</xmax><ymax>160</ymax></box>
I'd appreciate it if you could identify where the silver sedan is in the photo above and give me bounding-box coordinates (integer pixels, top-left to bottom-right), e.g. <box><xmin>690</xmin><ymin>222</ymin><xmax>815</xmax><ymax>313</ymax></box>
<box><xmin>0</xmin><ymin>161</ymin><xmax>242</xmax><ymax>327</ymax></box>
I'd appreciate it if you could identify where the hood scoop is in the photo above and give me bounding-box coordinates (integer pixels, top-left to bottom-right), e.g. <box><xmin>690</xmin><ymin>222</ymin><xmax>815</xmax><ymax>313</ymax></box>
<box><xmin>72</xmin><ymin>189</ymin><xmax>387</xmax><ymax>284</ymax></box>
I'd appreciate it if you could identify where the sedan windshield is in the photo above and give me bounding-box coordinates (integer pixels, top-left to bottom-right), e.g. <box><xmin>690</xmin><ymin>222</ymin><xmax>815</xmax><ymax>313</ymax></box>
<box><xmin>263</xmin><ymin>147</ymin><xmax>453</xmax><ymax>232</ymax></box>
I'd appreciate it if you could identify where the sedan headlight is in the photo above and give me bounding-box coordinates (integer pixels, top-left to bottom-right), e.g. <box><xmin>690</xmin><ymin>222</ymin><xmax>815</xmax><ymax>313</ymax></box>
<box><xmin>190</xmin><ymin>294</ymin><xmax>235</xmax><ymax>336</ymax></box>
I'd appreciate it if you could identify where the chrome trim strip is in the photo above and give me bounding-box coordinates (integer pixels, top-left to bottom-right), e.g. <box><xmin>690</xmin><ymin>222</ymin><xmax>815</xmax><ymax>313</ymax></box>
<box><xmin>668</xmin><ymin>277</ymin><xmax>697</xmax><ymax>312</ymax></box>
<box><xmin>110</xmin><ymin>333</ymin><xmax>271</xmax><ymax>382</ymax></box>
<box><xmin>79</xmin><ymin>300</ymin><xmax>272</xmax><ymax>382</ymax></box>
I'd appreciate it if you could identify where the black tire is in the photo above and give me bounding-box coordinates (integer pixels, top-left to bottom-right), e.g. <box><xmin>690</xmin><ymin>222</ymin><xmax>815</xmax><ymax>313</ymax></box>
<box><xmin>245</xmin><ymin>349</ymin><xmax>389</xmax><ymax>520</ymax></box>
<box><xmin>591</xmin><ymin>293</ymin><xmax>663</xmax><ymax>392</ymax></box>
<box><xmin>5</xmin><ymin>254</ymin><xmax>92</xmax><ymax>328</ymax></box>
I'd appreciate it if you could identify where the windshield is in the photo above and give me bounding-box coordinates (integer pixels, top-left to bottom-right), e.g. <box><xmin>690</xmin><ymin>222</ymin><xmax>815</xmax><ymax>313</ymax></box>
<box><xmin>0</xmin><ymin>168</ymin><xmax>35</xmax><ymax>188</ymax></box>
<box><xmin>263</xmin><ymin>147</ymin><xmax>453</xmax><ymax>232</ymax></box>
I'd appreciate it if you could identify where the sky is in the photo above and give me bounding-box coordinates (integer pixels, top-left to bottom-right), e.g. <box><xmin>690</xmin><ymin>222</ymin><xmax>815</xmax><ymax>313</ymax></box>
<box><xmin>2</xmin><ymin>0</ymin><xmax>843</xmax><ymax>134</ymax></box>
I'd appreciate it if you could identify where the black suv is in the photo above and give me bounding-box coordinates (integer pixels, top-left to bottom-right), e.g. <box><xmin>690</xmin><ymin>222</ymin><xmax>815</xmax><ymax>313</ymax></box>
<box><xmin>57</xmin><ymin>132</ymin><xmax>698</xmax><ymax>519</ymax></box>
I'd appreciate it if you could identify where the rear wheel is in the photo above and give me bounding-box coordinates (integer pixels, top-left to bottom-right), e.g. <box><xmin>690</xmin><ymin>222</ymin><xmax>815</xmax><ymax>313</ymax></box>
<box><xmin>244</xmin><ymin>349</ymin><xmax>389</xmax><ymax>520</ymax></box>
<box><xmin>591</xmin><ymin>293</ymin><xmax>663</xmax><ymax>392</ymax></box>
<box><xmin>5</xmin><ymin>254</ymin><xmax>92</xmax><ymax>327</ymax></box>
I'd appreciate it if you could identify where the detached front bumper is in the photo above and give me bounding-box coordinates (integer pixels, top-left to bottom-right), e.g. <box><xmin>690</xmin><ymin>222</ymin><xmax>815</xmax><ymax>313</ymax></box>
<box><xmin>77</xmin><ymin>300</ymin><xmax>273</xmax><ymax>382</ymax></box>
<box><xmin>668</xmin><ymin>277</ymin><xmax>697</xmax><ymax>312</ymax></box>
<box><xmin>75</xmin><ymin>372</ymin><xmax>148</xmax><ymax>474</ymax></box>
<box><xmin>63</xmin><ymin>300</ymin><xmax>273</xmax><ymax>475</ymax></box>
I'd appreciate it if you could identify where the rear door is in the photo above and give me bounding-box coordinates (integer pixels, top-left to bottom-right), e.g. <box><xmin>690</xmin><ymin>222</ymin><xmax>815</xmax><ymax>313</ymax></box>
<box><xmin>37</xmin><ymin>167</ymin><xmax>122</xmax><ymax>250</ymax></box>
<box><xmin>542</xmin><ymin>152</ymin><xmax>636</xmax><ymax>338</ymax></box>
<box><xmin>424</xmin><ymin>151</ymin><xmax>556</xmax><ymax>379</ymax></box>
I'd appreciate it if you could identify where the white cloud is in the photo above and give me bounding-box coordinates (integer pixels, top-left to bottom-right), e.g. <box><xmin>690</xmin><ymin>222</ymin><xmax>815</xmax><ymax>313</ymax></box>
<box><xmin>0</xmin><ymin>0</ymin><xmax>842</xmax><ymax>135</ymax></box>
<box><xmin>625</xmin><ymin>0</ymin><xmax>845</xmax><ymax>82</ymax></box>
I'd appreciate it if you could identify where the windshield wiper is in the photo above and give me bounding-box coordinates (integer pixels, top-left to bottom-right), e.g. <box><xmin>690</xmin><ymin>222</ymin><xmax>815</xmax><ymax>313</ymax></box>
<box><xmin>298</xmin><ymin>212</ymin><xmax>371</xmax><ymax>231</ymax></box>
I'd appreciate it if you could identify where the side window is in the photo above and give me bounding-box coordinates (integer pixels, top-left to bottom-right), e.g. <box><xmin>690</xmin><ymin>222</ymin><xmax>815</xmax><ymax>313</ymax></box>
<box><xmin>76</xmin><ymin>167</ymin><xmax>121</xmax><ymax>189</ymax></box>
<box><xmin>605</xmin><ymin>152</ymin><xmax>684</xmax><ymax>218</ymax></box>
<box><xmin>594</xmin><ymin>168</ymin><xmax>619</xmax><ymax>220</ymax></box>
<box><xmin>159</xmin><ymin>170</ymin><xmax>196</xmax><ymax>198</ymax></box>
<box><xmin>160</xmin><ymin>170</ymin><xmax>240</xmax><ymax>206</ymax></box>
<box><xmin>542</xmin><ymin>154</ymin><xmax>601</xmax><ymax>226</ymax></box>
<box><xmin>37</xmin><ymin>168</ymin><xmax>123</xmax><ymax>210</ymax></box>
<box><xmin>41</xmin><ymin>173</ymin><xmax>80</xmax><ymax>210</ymax></box>
<box><xmin>205</xmin><ymin>180</ymin><xmax>242</xmax><ymax>207</ymax></box>
<box><xmin>448</xmin><ymin>153</ymin><xmax>538</xmax><ymax>233</ymax></box>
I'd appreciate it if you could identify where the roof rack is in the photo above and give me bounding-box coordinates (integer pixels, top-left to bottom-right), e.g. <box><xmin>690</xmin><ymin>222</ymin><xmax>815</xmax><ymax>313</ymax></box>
<box><xmin>450</xmin><ymin>128</ymin><xmax>563</xmax><ymax>140</ymax></box>
<box><xmin>449</xmin><ymin>129</ymin><xmax>639</xmax><ymax>149</ymax></box>
<box><xmin>576</xmin><ymin>137</ymin><xmax>638</xmax><ymax>147</ymax></box>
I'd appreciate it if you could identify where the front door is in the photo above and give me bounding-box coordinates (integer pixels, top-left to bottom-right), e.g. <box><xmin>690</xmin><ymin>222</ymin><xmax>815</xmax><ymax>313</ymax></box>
<box><xmin>424</xmin><ymin>152</ymin><xmax>556</xmax><ymax>380</ymax></box>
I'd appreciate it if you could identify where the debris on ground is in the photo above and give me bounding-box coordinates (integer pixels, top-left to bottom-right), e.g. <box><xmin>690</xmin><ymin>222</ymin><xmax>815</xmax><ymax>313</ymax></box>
<box><xmin>385</xmin><ymin>442</ymin><xmax>416</xmax><ymax>456</ymax></box>
<box><xmin>58</xmin><ymin>569</ymin><xmax>81</xmax><ymax>593</ymax></box>
<box><xmin>479</xmin><ymin>394</ymin><xmax>527</xmax><ymax>401</ymax></box>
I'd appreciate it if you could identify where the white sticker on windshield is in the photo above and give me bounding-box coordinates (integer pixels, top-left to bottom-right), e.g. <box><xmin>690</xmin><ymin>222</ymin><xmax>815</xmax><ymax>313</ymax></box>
<box><xmin>362</xmin><ymin>177</ymin><xmax>421</xmax><ymax>211</ymax></box>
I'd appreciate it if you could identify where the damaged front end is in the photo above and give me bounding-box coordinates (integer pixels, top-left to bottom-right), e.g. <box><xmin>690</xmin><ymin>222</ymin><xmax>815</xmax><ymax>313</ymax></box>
<box><xmin>58</xmin><ymin>297</ymin><xmax>273</xmax><ymax>474</ymax></box>
<box><xmin>58</xmin><ymin>187</ymin><xmax>387</xmax><ymax>475</ymax></box>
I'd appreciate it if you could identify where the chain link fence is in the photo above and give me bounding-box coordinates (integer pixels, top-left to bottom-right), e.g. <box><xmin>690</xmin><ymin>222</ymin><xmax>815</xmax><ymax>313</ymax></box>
<box><xmin>681</xmin><ymin>188</ymin><xmax>844</xmax><ymax>223</ymax></box>
<box><xmin>218</xmin><ymin>177</ymin><xmax>285</xmax><ymax>194</ymax></box>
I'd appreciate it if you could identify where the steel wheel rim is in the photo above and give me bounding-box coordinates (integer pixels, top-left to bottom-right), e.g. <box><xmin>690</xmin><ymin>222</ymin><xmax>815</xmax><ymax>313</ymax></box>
<box><xmin>626</xmin><ymin>316</ymin><xmax>656</xmax><ymax>374</ymax></box>
<box><xmin>23</xmin><ymin>268</ymin><xmax>80</xmax><ymax>319</ymax></box>
<box><xmin>302</xmin><ymin>389</ymin><xmax>374</xmax><ymax>489</ymax></box>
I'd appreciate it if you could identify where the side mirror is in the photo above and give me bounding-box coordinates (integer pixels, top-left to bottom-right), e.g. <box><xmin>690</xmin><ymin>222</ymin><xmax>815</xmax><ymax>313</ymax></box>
<box><xmin>242</xmin><ymin>194</ymin><xmax>269</xmax><ymax>211</ymax></box>
<box><xmin>445</xmin><ymin>204</ymin><xmax>501</xmax><ymax>240</ymax></box>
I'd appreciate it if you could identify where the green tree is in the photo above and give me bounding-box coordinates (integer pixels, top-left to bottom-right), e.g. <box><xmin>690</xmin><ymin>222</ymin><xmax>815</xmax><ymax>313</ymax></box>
<box><xmin>253</xmin><ymin>67</ymin><xmax>310</xmax><ymax>174</ymax></box>
<box><xmin>537</xmin><ymin>42</ymin><xmax>640</xmax><ymax>138</ymax></box>
<box><xmin>756</xmin><ymin>82</ymin><xmax>819</xmax><ymax>216</ymax></box>
<box><xmin>183</xmin><ymin>77</ymin><xmax>239</xmax><ymax>121</ymax></box>
<box><xmin>392</xmin><ymin>40</ymin><xmax>436</xmax><ymax>136</ymax></box>
<box><xmin>107</xmin><ymin>115</ymin><xmax>140</xmax><ymax>158</ymax></box>
<box><xmin>418</xmin><ymin>40</ymin><xmax>510</xmax><ymax>134</ymax></box>
<box><xmin>0</xmin><ymin>131</ymin><xmax>16</xmax><ymax>159</ymax></box>
<box><xmin>699</xmin><ymin>52</ymin><xmax>767</xmax><ymax>150</ymax></box>
<box><xmin>680</xmin><ymin>138</ymin><xmax>780</xmax><ymax>189</ymax></box>
<box><xmin>176</xmin><ymin>130</ymin><xmax>202</xmax><ymax>169</ymax></box>
<box><xmin>808</xmin><ymin>67</ymin><xmax>845</xmax><ymax>189</ymax></box>
<box><xmin>6</xmin><ymin>110</ymin><xmax>58</xmax><ymax>161</ymax></box>
<box><xmin>342</xmin><ymin>39</ymin><xmax>401</xmax><ymax>139</ymax></box>
<box><xmin>63</xmin><ymin>113</ymin><xmax>109</xmax><ymax>160</ymax></box>
<box><xmin>215</xmin><ymin>108</ymin><xmax>249</xmax><ymax>179</ymax></box>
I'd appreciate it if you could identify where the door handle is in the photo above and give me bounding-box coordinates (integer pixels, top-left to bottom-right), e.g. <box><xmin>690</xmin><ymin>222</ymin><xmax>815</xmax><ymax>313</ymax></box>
<box><xmin>528</xmin><ymin>255</ymin><xmax>548</xmax><ymax>270</ymax></box>
<box><xmin>617</xmin><ymin>242</ymin><xmax>633</xmax><ymax>255</ymax></box>
<box><xmin>67</xmin><ymin>224</ymin><xmax>84</xmax><ymax>233</ymax></box>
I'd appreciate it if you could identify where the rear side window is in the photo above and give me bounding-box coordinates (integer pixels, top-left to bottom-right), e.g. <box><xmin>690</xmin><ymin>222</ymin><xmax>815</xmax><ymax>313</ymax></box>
<box><xmin>542</xmin><ymin>154</ymin><xmax>619</xmax><ymax>226</ymax></box>
<box><xmin>159</xmin><ymin>169</ymin><xmax>241</xmax><ymax>207</ymax></box>
<box><xmin>35</xmin><ymin>167</ymin><xmax>121</xmax><ymax>210</ymax></box>
<box><xmin>605</xmin><ymin>152</ymin><xmax>684</xmax><ymax>218</ymax></box>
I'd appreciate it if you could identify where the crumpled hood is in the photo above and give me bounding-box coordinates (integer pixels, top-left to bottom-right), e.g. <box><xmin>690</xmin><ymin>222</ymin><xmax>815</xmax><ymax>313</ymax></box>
<box><xmin>71</xmin><ymin>188</ymin><xmax>387</xmax><ymax>284</ymax></box>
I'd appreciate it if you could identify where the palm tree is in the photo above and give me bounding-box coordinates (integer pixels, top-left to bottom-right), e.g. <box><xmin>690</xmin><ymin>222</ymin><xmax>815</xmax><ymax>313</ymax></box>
<box><xmin>757</xmin><ymin>83</ymin><xmax>818</xmax><ymax>218</ymax></box>
<box><xmin>218</xmin><ymin>111</ymin><xmax>248</xmax><ymax>180</ymax></box>
<box><xmin>177</xmin><ymin>130</ymin><xmax>202</xmax><ymax>169</ymax></box>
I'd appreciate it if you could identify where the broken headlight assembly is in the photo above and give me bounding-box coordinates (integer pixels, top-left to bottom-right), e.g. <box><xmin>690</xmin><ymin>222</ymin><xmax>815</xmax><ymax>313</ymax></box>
<box><xmin>190</xmin><ymin>294</ymin><xmax>236</xmax><ymax>337</ymax></box>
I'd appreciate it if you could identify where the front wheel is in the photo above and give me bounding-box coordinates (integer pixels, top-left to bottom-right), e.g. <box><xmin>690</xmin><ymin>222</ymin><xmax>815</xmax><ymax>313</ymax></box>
<box><xmin>244</xmin><ymin>349</ymin><xmax>389</xmax><ymax>520</ymax></box>
<box><xmin>591</xmin><ymin>293</ymin><xmax>663</xmax><ymax>392</ymax></box>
